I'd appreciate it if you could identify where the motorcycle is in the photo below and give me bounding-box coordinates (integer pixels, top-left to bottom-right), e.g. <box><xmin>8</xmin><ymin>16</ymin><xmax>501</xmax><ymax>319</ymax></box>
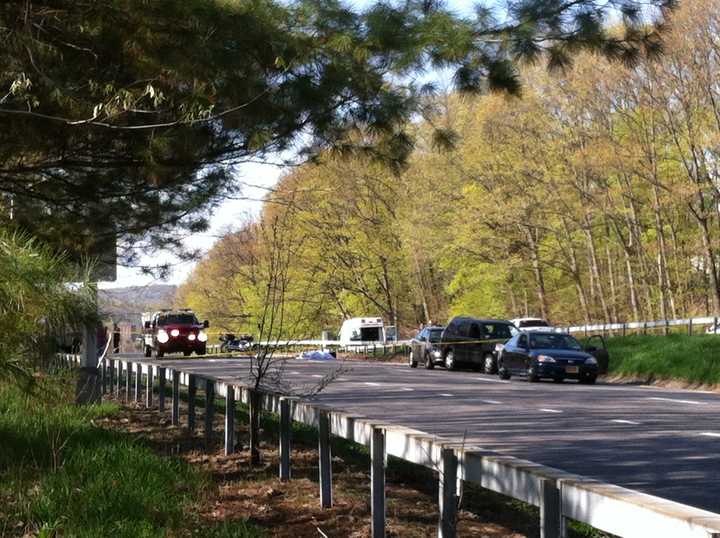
<box><xmin>219</xmin><ymin>333</ymin><xmax>254</xmax><ymax>352</ymax></box>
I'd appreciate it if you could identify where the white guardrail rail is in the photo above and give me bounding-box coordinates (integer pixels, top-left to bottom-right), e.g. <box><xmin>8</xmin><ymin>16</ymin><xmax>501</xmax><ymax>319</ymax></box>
<box><xmin>55</xmin><ymin>352</ymin><xmax>720</xmax><ymax>538</ymax></box>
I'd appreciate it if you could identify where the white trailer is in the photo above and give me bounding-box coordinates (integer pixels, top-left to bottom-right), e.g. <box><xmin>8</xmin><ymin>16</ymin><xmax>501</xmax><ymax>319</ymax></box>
<box><xmin>338</xmin><ymin>317</ymin><xmax>386</xmax><ymax>346</ymax></box>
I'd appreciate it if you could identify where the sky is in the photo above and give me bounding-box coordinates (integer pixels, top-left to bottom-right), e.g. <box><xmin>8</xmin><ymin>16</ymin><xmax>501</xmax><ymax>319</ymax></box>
<box><xmin>99</xmin><ymin>161</ymin><xmax>284</xmax><ymax>289</ymax></box>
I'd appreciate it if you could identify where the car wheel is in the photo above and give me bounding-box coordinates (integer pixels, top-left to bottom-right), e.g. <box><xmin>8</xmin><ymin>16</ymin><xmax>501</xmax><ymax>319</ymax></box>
<box><xmin>424</xmin><ymin>353</ymin><xmax>435</xmax><ymax>370</ymax></box>
<box><xmin>198</xmin><ymin>345</ymin><xmax>207</xmax><ymax>356</ymax></box>
<box><xmin>144</xmin><ymin>346</ymin><xmax>152</xmax><ymax>358</ymax></box>
<box><xmin>483</xmin><ymin>354</ymin><xmax>496</xmax><ymax>375</ymax></box>
<box><xmin>580</xmin><ymin>375</ymin><xmax>597</xmax><ymax>385</ymax></box>
<box><xmin>444</xmin><ymin>350</ymin><xmax>456</xmax><ymax>371</ymax></box>
<box><xmin>409</xmin><ymin>350</ymin><xmax>418</xmax><ymax>368</ymax></box>
<box><xmin>183</xmin><ymin>350</ymin><xmax>192</xmax><ymax>357</ymax></box>
<box><xmin>527</xmin><ymin>365</ymin><xmax>539</xmax><ymax>382</ymax></box>
<box><xmin>498</xmin><ymin>361</ymin><xmax>511</xmax><ymax>380</ymax></box>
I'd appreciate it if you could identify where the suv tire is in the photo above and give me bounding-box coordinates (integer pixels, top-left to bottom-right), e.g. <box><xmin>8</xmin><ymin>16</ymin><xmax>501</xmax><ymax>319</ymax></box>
<box><xmin>409</xmin><ymin>350</ymin><xmax>418</xmax><ymax>368</ymax></box>
<box><xmin>144</xmin><ymin>346</ymin><xmax>152</xmax><ymax>358</ymax></box>
<box><xmin>527</xmin><ymin>365</ymin><xmax>539</xmax><ymax>382</ymax></box>
<box><xmin>498</xmin><ymin>361</ymin><xmax>511</xmax><ymax>380</ymax></box>
<box><xmin>444</xmin><ymin>350</ymin><xmax>456</xmax><ymax>371</ymax></box>
<box><xmin>483</xmin><ymin>354</ymin><xmax>496</xmax><ymax>375</ymax></box>
<box><xmin>424</xmin><ymin>353</ymin><xmax>435</xmax><ymax>369</ymax></box>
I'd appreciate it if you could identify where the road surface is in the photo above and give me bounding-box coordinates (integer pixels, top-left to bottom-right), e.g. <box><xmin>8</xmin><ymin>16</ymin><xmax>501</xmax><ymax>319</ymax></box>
<box><xmin>120</xmin><ymin>354</ymin><xmax>720</xmax><ymax>513</ymax></box>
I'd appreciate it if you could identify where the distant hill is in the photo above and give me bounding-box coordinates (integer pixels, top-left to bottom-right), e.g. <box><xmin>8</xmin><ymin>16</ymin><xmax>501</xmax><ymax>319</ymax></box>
<box><xmin>99</xmin><ymin>284</ymin><xmax>177</xmax><ymax>324</ymax></box>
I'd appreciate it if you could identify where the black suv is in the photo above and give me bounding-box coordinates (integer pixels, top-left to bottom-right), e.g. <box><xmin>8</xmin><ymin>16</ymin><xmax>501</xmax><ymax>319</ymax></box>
<box><xmin>435</xmin><ymin>317</ymin><xmax>516</xmax><ymax>373</ymax></box>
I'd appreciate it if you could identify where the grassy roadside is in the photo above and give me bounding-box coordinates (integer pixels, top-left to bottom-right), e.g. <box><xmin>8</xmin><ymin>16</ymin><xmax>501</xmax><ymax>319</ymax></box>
<box><xmin>0</xmin><ymin>373</ymin><xmax>262</xmax><ymax>538</ymax></box>
<box><xmin>598</xmin><ymin>334</ymin><xmax>720</xmax><ymax>386</ymax></box>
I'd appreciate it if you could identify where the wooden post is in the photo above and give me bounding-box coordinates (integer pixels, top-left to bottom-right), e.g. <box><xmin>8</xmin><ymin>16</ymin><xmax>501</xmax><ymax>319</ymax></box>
<box><xmin>108</xmin><ymin>359</ymin><xmax>115</xmax><ymax>394</ymax></box>
<box><xmin>688</xmin><ymin>319</ymin><xmax>693</xmax><ymax>336</ymax></box>
<box><xmin>438</xmin><ymin>447</ymin><xmax>457</xmax><ymax>538</ymax></box>
<box><xmin>318</xmin><ymin>411</ymin><xmax>332</xmax><ymax>508</ymax></box>
<box><xmin>158</xmin><ymin>367</ymin><xmax>166</xmax><ymax>412</ymax></box>
<box><xmin>205</xmin><ymin>379</ymin><xmax>215</xmax><ymax>446</ymax></box>
<box><xmin>145</xmin><ymin>365</ymin><xmax>153</xmax><ymax>408</ymax></box>
<box><xmin>664</xmin><ymin>320</ymin><xmax>669</xmax><ymax>336</ymax></box>
<box><xmin>279</xmin><ymin>398</ymin><xmax>291</xmax><ymax>481</ymax></box>
<box><xmin>622</xmin><ymin>323</ymin><xmax>627</xmax><ymax>337</ymax></box>
<box><xmin>134</xmin><ymin>363</ymin><xmax>142</xmax><ymax>403</ymax></box>
<box><xmin>540</xmin><ymin>477</ymin><xmax>566</xmax><ymax>538</ymax></box>
<box><xmin>171</xmin><ymin>370</ymin><xmax>180</xmax><ymax>426</ymax></box>
<box><xmin>643</xmin><ymin>322</ymin><xmax>648</xmax><ymax>335</ymax></box>
<box><xmin>188</xmin><ymin>374</ymin><xmax>197</xmax><ymax>433</ymax></box>
<box><xmin>224</xmin><ymin>385</ymin><xmax>235</xmax><ymax>455</ymax></box>
<box><xmin>371</xmin><ymin>427</ymin><xmax>386</xmax><ymax>538</ymax></box>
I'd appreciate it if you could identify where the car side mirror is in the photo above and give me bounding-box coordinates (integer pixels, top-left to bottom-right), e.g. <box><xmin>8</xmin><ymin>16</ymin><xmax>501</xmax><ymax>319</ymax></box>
<box><xmin>144</xmin><ymin>321</ymin><xmax>151</xmax><ymax>329</ymax></box>
<box><xmin>203</xmin><ymin>320</ymin><xmax>210</xmax><ymax>328</ymax></box>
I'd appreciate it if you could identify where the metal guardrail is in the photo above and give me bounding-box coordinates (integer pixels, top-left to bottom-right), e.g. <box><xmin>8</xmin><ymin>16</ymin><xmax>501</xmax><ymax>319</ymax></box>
<box><xmin>54</xmin><ymin>352</ymin><xmax>720</xmax><ymax>538</ymax></box>
<box><xmin>561</xmin><ymin>316</ymin><xmax>719</xmax><ymax>336</ymax></box>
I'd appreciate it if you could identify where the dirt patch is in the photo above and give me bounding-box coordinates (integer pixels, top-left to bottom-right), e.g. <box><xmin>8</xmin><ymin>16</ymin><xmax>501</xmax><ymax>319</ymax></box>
<box><xmin>604</xmin><ymin>374</ymin><xmax>720</xmax><ymax>393</ymax></box>
<box><xmin>100</xmin><ymin>396</ymin><xmax>535</xmax><ymax>537</ymax></box>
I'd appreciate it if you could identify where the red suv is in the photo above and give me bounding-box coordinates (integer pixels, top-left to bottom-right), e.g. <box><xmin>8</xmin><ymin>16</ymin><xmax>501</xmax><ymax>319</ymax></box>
<box><xmin>142</xmin><ymin>310</ymin><xmax>209</xmax><ymax>358</ymax></box>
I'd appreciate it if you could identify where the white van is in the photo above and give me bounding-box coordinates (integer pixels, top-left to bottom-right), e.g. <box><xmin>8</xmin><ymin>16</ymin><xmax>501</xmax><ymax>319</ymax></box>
<box><xmin>339</xmin><ymin>317</ymin><xmax>385</xmax><ymax>346</ymax></box>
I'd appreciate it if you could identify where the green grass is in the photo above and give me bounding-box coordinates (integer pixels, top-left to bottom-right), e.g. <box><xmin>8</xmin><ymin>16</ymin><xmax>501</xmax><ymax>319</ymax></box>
<box><xmin>0</xmin><ymin>373</ymin><xmax>263</xmax><ymax>538</ymax></box>
<box><xmin>599</xmin><ymin>334</ymin><xmax>720</xmax><ymax>385</ymax></box>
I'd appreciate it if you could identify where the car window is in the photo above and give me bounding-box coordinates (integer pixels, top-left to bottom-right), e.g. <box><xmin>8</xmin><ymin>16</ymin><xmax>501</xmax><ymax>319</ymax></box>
<box><xmin>530</xmin><ymin>333</ymin><xmax>583</xmax><ymax>350</ymax></box>
<box><xmin>428</xmin><ymin>329</ymin><xmax>443</xmax><ymax>342</ymax></box>
<box><xmin>158</xmin><ymin>314</ymin><xmax>199</xmax><ymax>325</ymax></box>
<box><xmin>419</xmin><ymin>328</ymin><xmax>428</xmax><ymax>341</ymax></box>
<box><xmin>469</xmin><ymin>322</ymin><xmax>482</xmax><ymax>339</ymax></box>
<box><xmin>519</xmin><ymin>319</ymin><xmax>549</xmax><ymax>328</ymax></box>
<box><xmin>518</xmin><ymin>334</ymin><xmax>528</xmax><ymax>348</ymax></box>
<box><xmin>458</xmin><ymin>320</ymin><xmax>471</xmax><ymax>338</ymax></box>
<box><xmin>484</xmin><ymin>323</ymin><xmax>512</xmax><ymax>340</ymax></box>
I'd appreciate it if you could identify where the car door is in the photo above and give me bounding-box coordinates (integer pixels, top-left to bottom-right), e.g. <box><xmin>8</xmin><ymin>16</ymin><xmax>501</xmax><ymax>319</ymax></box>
<box><xmin>467</xmin><ymin>321</ymin><xmax>483</xmax><ymax>365</ymax></box>
<box><xmin>511</xmin><ymin>333</ymin><xmax>530</xmax><ymax>373</ymax></box>
<box><xmin>412</xmin><ymin>329</ymin><xmax>426</xmax><ymax>361</ymax></box>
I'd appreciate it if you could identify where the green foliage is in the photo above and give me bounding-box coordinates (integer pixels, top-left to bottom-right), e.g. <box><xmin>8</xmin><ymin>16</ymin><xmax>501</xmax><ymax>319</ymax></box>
<box><xmin>0</xmin><ymin>378</ymin><xmax>263</xmax><ymax>537</ymax></box>
<box><xmin>0</xmin><ymin>0</ymin><xmax>672</xmax><ymax>271</ymax></box>
<box><xmin>0</xmin><ymin>229</ymin><xmax>96</xmax><ymax>388</ymax></box>
<box><xmin>604</xmin><ymin>335</ymin><xmax>720</xmax><ymax>385</ymax></box>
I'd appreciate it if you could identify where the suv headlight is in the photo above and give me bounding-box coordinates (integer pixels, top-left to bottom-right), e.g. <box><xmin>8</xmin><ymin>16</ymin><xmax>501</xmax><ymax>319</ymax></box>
<box><xmin>537</xmin><ymin>355</ymin><xmax>556</xmax><ymax>363</ymax></box>
<box><xmin>157</xmin><ymin>329</ymin><xmax>169</xmax><ymax>344</ymax></box>
<box><xmin>432</xmin><ymin>349</ymin><xmax>442</xmax><ymax>358</ymax></box>
<box><xmin>585</xmin><ymin>357</ymin><xmax>598</xmax><ymax>365</ymax></box>
<box><xmin>197</xmin><ymin>331</ymin><xmax>208</xmax><ymax>342</ymax></box>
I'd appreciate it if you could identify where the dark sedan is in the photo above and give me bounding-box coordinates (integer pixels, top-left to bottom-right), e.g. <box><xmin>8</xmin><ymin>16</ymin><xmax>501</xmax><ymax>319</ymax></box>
<box><xmin>409</xmin><ymin>326</ymin><xmax>445</xmax><ymax>369</ymax></box>
<box><xmin>498</xmin><ymin>331</ymin><xmax>599</xmax><ymax>384</ymax></box>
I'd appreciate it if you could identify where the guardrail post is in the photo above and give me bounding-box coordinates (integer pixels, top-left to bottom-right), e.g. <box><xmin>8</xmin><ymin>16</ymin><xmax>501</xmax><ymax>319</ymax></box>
<box><xmin>371</xmin><ymin>426</ymin><xmax>386</xmax><ymax>538</ymax></box>
<box><xmin>622</xmin><ymin>323</ymin><xmax>627</xmax><ymax>337</ymax></box>
<box><xmin>171</xmin><ymin>370</ymin><xmax>180</xmax><ymax>426</ymax></box>
<box><xmin>225</xmin><ymin>385</ymin><xmax>235</xmax><ymax>455</ymax></box>
<box><xmin>438</xmin><ymin>447</ymin><xmax>457</xmax><ymax>538</ymax></box>
<box><xmin>540</xmin><ymin>477</ymin><xmax>565</xmax><ymax>538</ymax></box>
<box><xmin>158</xmin><ymin>367</ymin><xmax>166</xmax><ymax>412</ymax></box>
<box><xmin>134</xmin><ymin>363</ymin><xmax>142</xmax><ymax>403</ymax></box>
<box><xmin>125</xmin><ymin>361</ymin><xmax>132</xmax><ymax>401</ymax></box>
<box><xmin>643</xmin><ymin>322</ymin><xmax>647</xmax><ymax>335</ymax></box>
<box><xmin>318</xmin><ymin>411</ymin><xmax>332</xmax><ymax>508</ymax></box>
<box><xmin>664</xmin><ymin>319</ymin><xmax>669</xmax><ymax>336</ymax></box>
<box><xmin>107</xmin><ymin>359</ymin><xmax>115</xmax><ymax>394</ymax></box>
<box><xmin>688</xmin><ymin>318</ymin><xmax>693</xmax><ymax>336</ymax></box>
<box><xmin>188</xmin><ymin>374</ymin><xmax>197</xmax><ymax>433</ymax></box>
<box><xmin>205</xmin><ymin>379</ymin><xmax>215</xmax><ymax>446</ymax></box>
<box><xmin>145</xmin><ymin>365</ymin><xmax>154</xmax><ymax>408</ymax></box>
<box><xmin>114</xmin><ymin>360</ymin><xmax>121</xmax><ymax>398</ymax></box>
<box><xmin>279</xmin><ymin>398</ymin><xmax>291</xmax><ymax>481</ymax></box>
<box><xmin>101</xmin><ymin>359</ymin><xmax>107</xmax><ymax>394</ymax></box>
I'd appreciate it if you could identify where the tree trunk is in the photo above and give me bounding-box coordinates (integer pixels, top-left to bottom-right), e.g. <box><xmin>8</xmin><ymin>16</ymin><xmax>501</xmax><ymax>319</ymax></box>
<box><xmin>525</xmin><ymin>226</ymin><xmax>549</xmax><ymax>320</ymax></box>
<box><xmin>584</xmin><ymin>219</ymin><xmax>611</xmax><ymax>323</ymax></box>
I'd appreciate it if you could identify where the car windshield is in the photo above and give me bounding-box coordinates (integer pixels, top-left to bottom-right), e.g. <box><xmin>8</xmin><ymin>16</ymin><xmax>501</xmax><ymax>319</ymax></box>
<box><xmin>530</xmin><ymin>333</ymin><xmax>582</xmax><ymax>350</ymax></box>
<box><xmin>428</xmin><ymin>329</ymin><xmax>443</xmax><ymax>342</ymax></box>
<box><xmin>158</xmin><ymin>314</ymin><xmax>199</xmax><ymax>326</ymax></box>
<box><xmin>519</xmin><ymin>319</ymin><xmax>549</xmax><ymax>327</ymax></box>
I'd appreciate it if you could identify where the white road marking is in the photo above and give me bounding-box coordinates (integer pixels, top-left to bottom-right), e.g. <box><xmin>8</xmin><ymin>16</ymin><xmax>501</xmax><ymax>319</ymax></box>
<box><xmin>475</xmin><ymin>377</ymin><xmax>510</xmax><ymax>384</ymax></box>
<box><xmin>647</xmin><ymin>397</ymin><xmax>707</xmax><ymax>406</ymax></box>
<box><xmin>438</xmin><ymin>393</ymin><xmax>454</xmax><ymax>397</ymax></box>
<box><xmin>611</xmin><ymin>419</ymin><xmax>641</xmax><ymax>425</ymax></box>
<box><xmin>364</xmin><ymin>382</ymin><xmax>381</xmax><ymax>387</ymax></box>
<box><xmin>699</xmin><ymin>433</ymin><xmax>720</xmax><ymax>438</ymax></box>
<box><xmin>401</xmin><ymin>387</ymin><xmax>414</xmax><ymax>391</ymax></box>
<box><xmin>481</xmin><ymin>399</ymin><xmax>502</xmax><ymax>405</ymax></box>
<box><xmin>290</xmin><ymin>371</ymin><xmax>301</xmax><ymax>375</ymax></box>
<box><xmin>311</xmin><ymin>374</ymin><xmax>324</xmax><ymax>378</ymax></box>
<box><xmin>539</xmin><ymin>408</ymin><xmax>563</xmax><ymax>414</ymax></box>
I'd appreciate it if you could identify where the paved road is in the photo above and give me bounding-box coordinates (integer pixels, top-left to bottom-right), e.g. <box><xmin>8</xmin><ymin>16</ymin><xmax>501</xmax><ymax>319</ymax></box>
<box><xmin>122</xmin><ymin>354</ymin><xmax>720</xmax><ymax>513</ymax></box>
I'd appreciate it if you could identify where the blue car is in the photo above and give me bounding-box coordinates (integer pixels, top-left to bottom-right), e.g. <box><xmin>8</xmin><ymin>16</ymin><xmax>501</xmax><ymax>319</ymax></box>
<box><xmin>497</xmin><ymin>330</ymin><xmax>599</xmax><ymax>384</ymax></box>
